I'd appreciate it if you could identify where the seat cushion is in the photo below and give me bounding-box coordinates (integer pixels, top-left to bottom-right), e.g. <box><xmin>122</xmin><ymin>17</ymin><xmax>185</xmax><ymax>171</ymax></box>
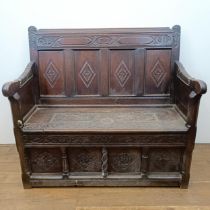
<box><xmin>23</xmin><ymin>106</ymin><xmax>188</xmax><ymax>133</ymax></box>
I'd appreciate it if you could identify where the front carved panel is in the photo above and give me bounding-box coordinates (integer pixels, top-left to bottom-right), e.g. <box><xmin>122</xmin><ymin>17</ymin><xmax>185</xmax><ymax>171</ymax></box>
<box><xmin>68</xmin><ymin>148</ymin><xmax>101</xmax><ymax>172</ymax></box>
<box><xmin>29</xmin><ymin>148</ymin><xmax>62</xmax><ymax>173</ymax></box>
<box><xmin>108</xmin><ymin>148</ymin><xmax>140</xmax><ymax>173</ymax></box>
<box><xmin>149</xmin><ymin>148</ymin><xmax>183</xmax><ymax>172</ymax></box>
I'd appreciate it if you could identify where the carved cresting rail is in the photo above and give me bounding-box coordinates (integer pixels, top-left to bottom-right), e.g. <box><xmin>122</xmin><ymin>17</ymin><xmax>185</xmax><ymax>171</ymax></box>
<box><xmin>2</xmin><ymin>25</ymin><xmax>206</xmax><ymax>188</ymax></box>
<box><xmin>29</xmin><ymin>26</ymin><xmax>176</xmax><ymax>48</ymax></box>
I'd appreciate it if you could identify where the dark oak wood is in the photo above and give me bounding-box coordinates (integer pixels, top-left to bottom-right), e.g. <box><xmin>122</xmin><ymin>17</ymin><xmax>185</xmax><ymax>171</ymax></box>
<box><xmin>2</xmin><ymin>25</ymin><xmax>207</xmax><ymax>189</ymax></box>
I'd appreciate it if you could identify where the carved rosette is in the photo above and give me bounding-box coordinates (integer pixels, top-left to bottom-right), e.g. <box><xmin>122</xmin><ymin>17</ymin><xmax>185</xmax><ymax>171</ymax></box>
<box><xmin>112</xmin><ymin>152</ymin><xmax>134</xmax><ymax>171</ymax></box>
<box><xmin>108</xmin><ymin>149</ymin><xmax>140</xmax><ymax>173</ymax></box>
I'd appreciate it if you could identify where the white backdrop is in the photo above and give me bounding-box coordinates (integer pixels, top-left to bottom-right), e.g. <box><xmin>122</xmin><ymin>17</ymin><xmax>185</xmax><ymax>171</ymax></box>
<box><xmin>0</xmin><ymin>0</ymin><xmax>210</xmax><ymax>143</ymax></box>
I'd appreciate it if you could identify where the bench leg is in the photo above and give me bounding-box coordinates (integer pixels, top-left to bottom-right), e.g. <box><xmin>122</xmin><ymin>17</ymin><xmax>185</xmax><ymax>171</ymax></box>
<box><xmin>180</xmin><ymin>146</ymin><xmax>193</xmax><ymax>189</ymax></box>
<box><xmin>22</xmin><ymin>173</ymin><xmax>32</xmax><ymax>189</ymax></box>
<box><xmin>180</xmin><ymin>173</ymin><xmax>190</xmax><ymax>189</ymax></box>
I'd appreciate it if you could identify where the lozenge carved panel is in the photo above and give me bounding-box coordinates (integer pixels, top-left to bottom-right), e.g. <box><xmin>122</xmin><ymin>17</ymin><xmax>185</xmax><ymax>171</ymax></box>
<box><xmin>29</xmin><ymin>148</ymin><xmax>62</xmax><ymax>173</ymax></box>
<box><xmin>149</xmin><ymin>148</ymin><xmax>183</xmax><ymax>172</ymax></box>
<box><xmin>109</xmin><ymin>50</ymin><xmax>134</xmax><ymax>96</ymax></box>
<box><xmin>145</xmin><ymin>50</ymin><xmax>171</xmax><ymax>95</ymax></box>
<box><xmin>68</xmin><ymin>148</ymin><xmax>101</xmax><ymax>172</ymax></box>
<box><xmin>39</xmin><ymin>51</ymin><xmax>65</xmax><ymax>96</ymax></box>
<box><xmin>75</xmin><ymin>50</ymin><xmax>99</xmax><ymax>95</ymax></box>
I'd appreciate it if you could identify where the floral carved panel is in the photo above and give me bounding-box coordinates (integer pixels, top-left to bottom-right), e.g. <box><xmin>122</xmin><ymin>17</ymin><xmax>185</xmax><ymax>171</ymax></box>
<box><xmin>108</xmin><ymin>148</ymin><xmax>141</xmax><ymax>173</ymax></box>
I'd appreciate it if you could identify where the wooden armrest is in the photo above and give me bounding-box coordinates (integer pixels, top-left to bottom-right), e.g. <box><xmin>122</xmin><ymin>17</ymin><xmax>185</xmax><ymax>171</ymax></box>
<box><xmin>175</xmin><ymin>61</ymin><xmax>207</xmax><ymax>96</ymax></box>
<box><xmin>2</xmin><ymin>61</ymin><xmax>36</xmax><ymax>97</ymax></box>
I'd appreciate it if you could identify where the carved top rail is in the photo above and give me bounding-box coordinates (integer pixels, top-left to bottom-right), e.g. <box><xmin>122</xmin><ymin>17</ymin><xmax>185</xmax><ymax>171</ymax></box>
<box><xmin>29</xmin><ymin>25</ymin><xmax>180</xmax><ymax>51</ymax></box>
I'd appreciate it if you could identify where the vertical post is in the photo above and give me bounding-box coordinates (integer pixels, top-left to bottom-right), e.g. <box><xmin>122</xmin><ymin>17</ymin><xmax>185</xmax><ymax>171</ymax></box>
<box><xmin>102</xmin><ymin>147</ymin><xmax>108</xmax><ymax>178</ymax></box>
<box><xmin>141</xmin><ymin>147</ymin><xmax>149</xmax><ymax>178</ymax></box>
<box><xmin>180</xmin><ymin>127</ymin><xmax>196</xmax><ymax>188</ymax></box>
<box><xmin>171</xmin><ymin>25</ymin><xmax>181</xmax><ymax>103</ymax></box>
<box><xmin>64</xmin><ymin>49</ymin><xmax>75</xmax><ymax>96</ymax></box>
<box><xmin>61</xmin><ymin>147</ymin><xmax>69</xmax><ymax>179</ymax></box>
<box><xmin>134</xmin><ymin>48</ymin><xmax>145</xmax><ymax>96</ymax></box>
<box><xmin>100</xmin><ymin>49</ymin><xmax>109</xmax><ymax>96</ymax></box>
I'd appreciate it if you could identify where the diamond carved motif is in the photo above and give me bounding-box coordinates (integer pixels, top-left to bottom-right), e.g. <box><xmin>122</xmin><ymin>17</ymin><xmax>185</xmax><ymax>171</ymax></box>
<box><xmin>79</xmin><ymin>61</ymin><xmax>96</xmax><ymax>88</ymax></box>
<box><xmin>151</xmin><ymin>59</ymin><xmax>166</xmax><ymax>87</ymax></box>
<box><xmin>115</xmin><ymin>60</ymin><xmax>131</xmax><ymax>87</ymax></box>
<box><xmin>44</xmin><ymin>60</ymin><xmax>60</xmax><ymax>88</ymax></box>
<box><xmin>76</xmin><ymin>152</ymin><xmax>93</xmax><ymax>169</ymax></box>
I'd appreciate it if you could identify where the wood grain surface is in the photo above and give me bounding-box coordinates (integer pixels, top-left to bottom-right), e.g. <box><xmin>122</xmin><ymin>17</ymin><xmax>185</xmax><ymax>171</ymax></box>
<box><xmin>2</xmin><ymin>26</ymin><xmax>207</xmax><ymax>188</ymax></box>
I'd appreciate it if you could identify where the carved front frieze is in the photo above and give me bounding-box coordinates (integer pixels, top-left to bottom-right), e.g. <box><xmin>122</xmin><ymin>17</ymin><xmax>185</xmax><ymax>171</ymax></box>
<box><xmin>23</xmin><ymin>134</ymin><xmax>186</xmax><ymax>146</ymax></box>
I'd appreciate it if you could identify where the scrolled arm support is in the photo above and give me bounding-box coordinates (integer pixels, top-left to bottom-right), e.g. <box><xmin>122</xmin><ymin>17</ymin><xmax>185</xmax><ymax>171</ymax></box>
<box><xmin>2</xmin><ymin>81</ymin><xmax>20</xmax><ymax>97</ymax></box>
<box><xmin>175</xmin><ymin>61</ymin><xmax>207</xmax><ymax>127</ymax></box>
<box><xmin>175</xmin><ymin>61</ymin><xmax>207</xmax><ymax>96</ymax></box>
<box><xmin>2</xmin><ymin>61</ymin><xmax>36</xmax><ymax>97</ymax></box>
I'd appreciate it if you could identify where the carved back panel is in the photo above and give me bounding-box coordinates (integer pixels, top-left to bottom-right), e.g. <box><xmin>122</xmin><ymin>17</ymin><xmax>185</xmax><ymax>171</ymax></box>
<box><xmin>29</xmin><ymin>26</ymin><xmax>180</xmax><ymax>104</ymax></box>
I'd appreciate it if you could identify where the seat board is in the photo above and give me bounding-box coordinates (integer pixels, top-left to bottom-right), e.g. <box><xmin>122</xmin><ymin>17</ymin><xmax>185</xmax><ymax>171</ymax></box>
<box><xmin>23</xmin><ymin>106</ymin><xmax>187</xmax><ymax>132</ymax></box>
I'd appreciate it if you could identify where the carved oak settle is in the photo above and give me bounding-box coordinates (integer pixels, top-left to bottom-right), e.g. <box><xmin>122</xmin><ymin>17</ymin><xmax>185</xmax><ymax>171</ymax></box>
<box><xmin>2</xmin><ymin>25</ymin><xmax>207</xmax><ymax>188</ymax></box>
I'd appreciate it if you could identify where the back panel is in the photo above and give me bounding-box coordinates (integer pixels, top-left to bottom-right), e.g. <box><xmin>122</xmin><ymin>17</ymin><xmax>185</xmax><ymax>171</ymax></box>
<box><xmin>29</xmin><ymin>26</ymin><xmax>180</xmax><ymax>104</ymax></box>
